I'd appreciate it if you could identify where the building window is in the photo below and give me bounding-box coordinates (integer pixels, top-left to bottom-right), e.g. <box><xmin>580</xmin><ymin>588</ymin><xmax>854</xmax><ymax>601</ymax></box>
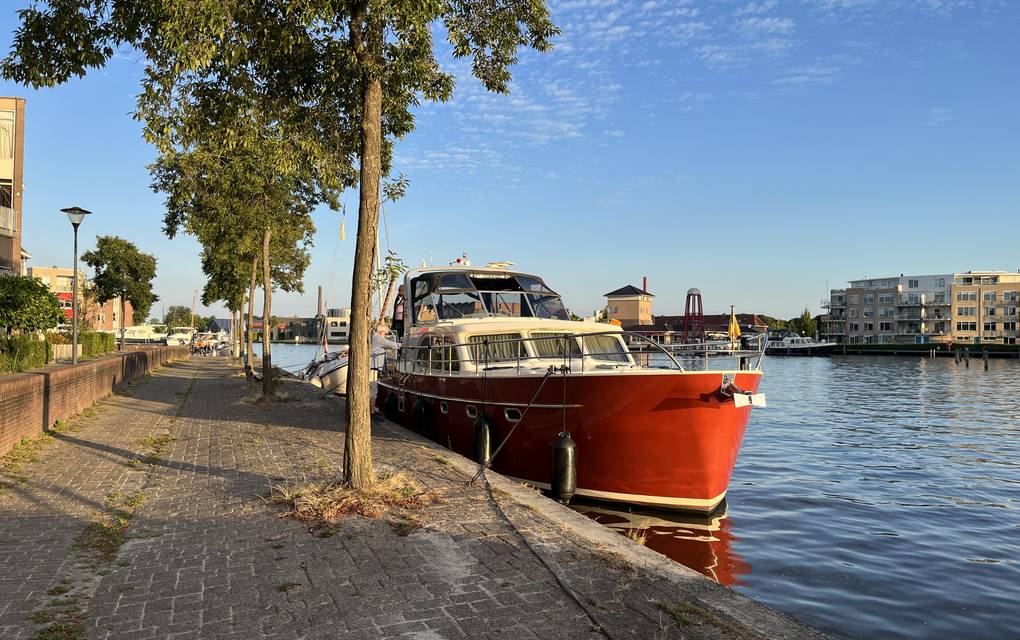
<box><xmin>984</xmin><ymin>292</ymin><xmax>997</xmax><ymax>302</ymax></box>
<box><xmin>849</xmin><ymin>309</ymin><xmax>858</xmax><ymax>318</ymax></box>
<box><xmin>864</xmin><ymin>322</ymin><xmax>874</xmax><ymax>332</ymax></box>
<box><xmin>984</xmin><ymin>322</ymin><xmax>996</xmax><ymax>332</ymax></box>
<box><xmin>985</xmin><ymin>307</ymin><xmax>996</xmax><ymax>317</ymax></box>
<box><xmin>1004</xmin><ymin>291</ymin><xmax>1017</xmax><ymax>301</ymax></box>
<box><xmin>1004</xmin><ymin>307</ymin><xmax>1017</xmax><ymax>317</ymax></box>
<box><xmin>849</xmin><ymin>295</ymin><xmax>859</xmax><ymax>305</ymax></box>
<box><xmin>908</xmin><ymin>279</ymin><xmax>918</xmax><ymax>288</ymax></box>
<box><xmin>957</xmin><ymin>306</ymin><xmax>976</xmax><ymax>317</ymax></box>
<box><xmin>0</xmin><ymin>110</ymin><xmax>14</xmax><ymax>160</ymax></box>
<box><xmin>849</xmin><ymin>322</ymin><xmax>859</xmax><ymax>332</ymax></box>
<box><xmin>956</xmin><ymin>291</ymin><xmax>976</xmax><ymax>302</ymax></box>
<box><xmin>879</xmin><ymin>322</ymin><xmax>893</xmax><ymax>332</ymax></box>
<box><xmin>1004</xmin><ymin>322</ymin><xmax>1017</xmax><ymax>332</ymax></box>
<box><xmin>863</xmin><ymin>308</ymin><xmax>874</xmax><ymax>318</ymax></box>
<box><xmin>937</xmin><ymin>278</ymin><xmax>946</xmax><ymax>287</ymax></box>
<box><xmin>956</xmin><ymin>322</ymin><xmax>976</xmax><ymax>332</ymax></box>
<box><xmin>879</xmin><ymin>307</ymin><xmax>894</xmax><ymax>318</ymax></box>
<box><xmin>864</xmin><ymin>294</ymin><xmax>874</xmax><ymax>305</ymax></box>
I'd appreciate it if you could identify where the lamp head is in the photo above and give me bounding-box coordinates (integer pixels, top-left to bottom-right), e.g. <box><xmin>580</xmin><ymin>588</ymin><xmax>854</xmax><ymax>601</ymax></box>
<box><xmin>60</xmin><ymin>206</ymin><xmax>92</xmax><ymax>227</ymax></box>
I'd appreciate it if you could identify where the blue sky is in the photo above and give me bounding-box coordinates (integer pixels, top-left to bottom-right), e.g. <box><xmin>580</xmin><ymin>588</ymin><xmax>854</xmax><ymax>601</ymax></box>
<box><xmin>2</xmin><ymin>0</ymin><xmax>1018</xmax><ymax>320</ymax></box>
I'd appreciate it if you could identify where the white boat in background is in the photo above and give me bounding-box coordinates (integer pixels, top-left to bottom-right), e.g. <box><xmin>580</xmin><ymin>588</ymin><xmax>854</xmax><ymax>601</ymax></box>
<box><xmin>301</xmin><ymin>349</ymin><xmax>350</xmax><ymax>394</ymax></box>
<box><xmin>122</xmin><ymin>325</ymin><xmax>168</xmax><ymax>344</ymax></box>
<box><xmin>165</xmin><ymin>327</ymin><xmax>196</xmax><ymax>346</ymax></box>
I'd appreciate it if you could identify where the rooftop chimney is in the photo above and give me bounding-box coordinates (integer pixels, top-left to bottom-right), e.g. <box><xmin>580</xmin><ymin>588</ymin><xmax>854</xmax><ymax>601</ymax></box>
<box><xmin>642</xmin><ymin>276</ymin><xmax>648</xmax><ymax>293</ymax></box>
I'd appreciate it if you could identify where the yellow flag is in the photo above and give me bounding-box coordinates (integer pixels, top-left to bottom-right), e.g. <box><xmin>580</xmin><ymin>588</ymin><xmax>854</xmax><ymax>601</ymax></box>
<box><xmin>728</xmin><ymin>309</ymin><xmax>741</xmax><ymax>340</ymax></box>
<box><xmin>339</xmin><ymin>217</ymin><xmax>346</xmax><ymax>241</ymax></box>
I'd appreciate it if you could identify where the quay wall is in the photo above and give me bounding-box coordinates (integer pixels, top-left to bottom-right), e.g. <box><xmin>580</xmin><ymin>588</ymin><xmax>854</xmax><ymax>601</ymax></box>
<box><xmin>838</xmin><ymin>344</ymin><xmax>1020</xmax><ymax>358</ymax></box>
<box><xmin>0</xmin><ymin>346</ymin><xmax>191</xmax><ymax>457</ymax></box>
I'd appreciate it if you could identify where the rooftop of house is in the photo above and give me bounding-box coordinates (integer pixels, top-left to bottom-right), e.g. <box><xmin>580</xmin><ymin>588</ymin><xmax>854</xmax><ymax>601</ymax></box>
<box><xmin>604</xmin><ymin>285</ymin><xmax>653</xmax><ymax>298</ymax></box>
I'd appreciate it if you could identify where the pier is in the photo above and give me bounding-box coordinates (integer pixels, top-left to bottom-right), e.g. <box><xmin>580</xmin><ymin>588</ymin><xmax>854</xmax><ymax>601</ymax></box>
<box><xmin>0</xmin><ymin>358</ymin><xmax>823</xmax><ymax>639</ymax></box>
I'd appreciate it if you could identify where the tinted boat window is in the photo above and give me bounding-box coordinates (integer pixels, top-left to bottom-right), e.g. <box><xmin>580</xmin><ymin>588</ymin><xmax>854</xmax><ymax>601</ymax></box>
<box><xmin>437</xmin><ymin>291</ymin><xmax>486</xmax><ymax>319</ymax></box>
<box><xmin>582</xmin><ymin>335</ymin><xmax>630</xmax><ymax>363</ymax></box>
<box><xmin>438</xmin><ymin>273</ymin><xmax>473</xmax><ymax>290</ymax></box>
<box><xmin>468</xmin><ymin>333</ymin><xmax>526</xmax><ymax>363</ymax></box>
<box><xmin>531</xmin><ymin>333</ymin><xmax>581</xmax><ymax>358</ymax></box>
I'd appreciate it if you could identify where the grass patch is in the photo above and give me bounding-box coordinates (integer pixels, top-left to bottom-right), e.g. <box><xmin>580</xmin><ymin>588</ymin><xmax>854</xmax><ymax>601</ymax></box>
<box><xmin>656</xmin><ymin>602</ymin><xmax>692</xmax><ymax>627</ymax></box>
<box><xmin>46</xmin><ymin>584</ymin><xmax>71</xmax><ymax>596</ymax></box>
<box><xmin>267</xmin><ymin>472</ymin><xmax>440</xmax><ymax>530</ymax></box>
<box><xmin>433</xmin><ymin>455</ymin><xmax>450</xmax><ymax>466</ymax></box>
<box><xmin>1</xmin><ymin>434</ymin><xmax>54</xmax><ymax>473</ymax></box>
<box><xmin>625</xmin><ymin>528</ymin><xmax>648</xmax><ymax>546</ymax></box>
<box><xmin>73</xmin><ymin>491</ymin><xmax>144</xmax><ymax>563</ymax></box>
<box><xmin>30</xmin><ymin>611</ymin><xmax>55</xmax><ymax>624</ymax></box>
<box><xmin>138</xmin><ymin>433</ymin><xmax>175</xmax><ymax>464</ymax></box>
<box><xmin>29</xmin><ymin>619</ymin><xmax>84</xmax><ymax>640</ymax></box>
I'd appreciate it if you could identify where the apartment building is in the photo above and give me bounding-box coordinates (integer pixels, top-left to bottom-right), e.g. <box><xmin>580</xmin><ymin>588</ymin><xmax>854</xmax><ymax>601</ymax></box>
<box><xmin>0</xmin><ymin>97</ymin><xmax>26</xmax><ymax>275</ymax></box>
<box><xmin>950</xmin><ymin>271</ymin><xmax>1019</xmax><ymax>345</ymax></box>
<box><xmin>323</xmin><ymin>307</ymin><xmax>351</xmax><ymax>343</ymax></box>
<box><xmin>825</xmin><ymin>270</ymin><xmax>1018</xmax><ymax>345</ymax></box>
<box><xmin>824</xmin><ymin>274</ymin><xmax>952</xmax><ymax>345</ymax></box>
<box><xmin>27</xmin><ymin>265</ymin><xmax>133</xmax><ymax>331</ymax></box>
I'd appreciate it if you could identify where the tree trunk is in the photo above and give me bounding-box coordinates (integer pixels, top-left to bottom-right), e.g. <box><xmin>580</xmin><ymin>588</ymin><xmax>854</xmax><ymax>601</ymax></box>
<box><xmin>344</xmin><ymin>7</ymin><xmax>382</xmax><ymax>490</ymax></box>
<box><xmin>246</xmin><ymin>253</ymin><xmax>257</xmax><ymax>384</ymax></box>
<box><xmin>261</xmin><ymin>227</ymin><xmax>273</xmax><ymax>397</ymax></box>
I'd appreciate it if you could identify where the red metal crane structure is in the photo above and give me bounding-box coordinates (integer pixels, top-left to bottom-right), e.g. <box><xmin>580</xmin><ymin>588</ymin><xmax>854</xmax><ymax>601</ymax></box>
<box><xmin>682</xmin><ymin>287</ymin><xmax>705</xmax><ymax>344</ymax></box>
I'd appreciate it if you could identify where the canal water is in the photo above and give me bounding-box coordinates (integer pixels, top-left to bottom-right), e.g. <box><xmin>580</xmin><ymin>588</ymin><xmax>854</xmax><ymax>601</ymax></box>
<box><xmin>579</xmin><ymin>355</ymin><xmax>1020</xmax><ymax>639</ymax></box>
<box><xmin>258</xmin><ymin>344</ymin><xmax>1019</xmax><ymax>639</ymax></box>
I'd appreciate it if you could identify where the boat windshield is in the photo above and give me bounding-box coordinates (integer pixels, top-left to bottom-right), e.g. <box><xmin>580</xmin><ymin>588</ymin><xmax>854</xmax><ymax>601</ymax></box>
<box><xmin>411</xmin><ymin>271</ymin><xmax>569</xmax><ymax>323</ymax></box>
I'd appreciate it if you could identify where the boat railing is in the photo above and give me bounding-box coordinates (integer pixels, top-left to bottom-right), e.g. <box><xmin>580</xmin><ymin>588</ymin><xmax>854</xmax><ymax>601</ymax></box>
<box><xmin>393</xmin><ymin>330</ymin><xmax>766</xmax><ymax>377</ymax></box>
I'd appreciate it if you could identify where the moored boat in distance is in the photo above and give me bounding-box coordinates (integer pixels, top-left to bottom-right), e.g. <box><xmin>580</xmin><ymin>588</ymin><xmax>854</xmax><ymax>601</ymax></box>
<box><xmin>375</xmin><ymin>264</ymin><xmax>767</xmax><ymax>513</ymax></box>
<box><xmin>122</xmin><ymin>324</ymin><xmax>168</xmax><ymax>344</ymax></box>
<box><xmin>164</xmin><ymin>326</ymin><xmax>195</xmax><ymax>346</ymax></box>
<box><xmin>765</xmin><ymin>330</ymin><xmax>838</xmax><ymax>356</ymax></box>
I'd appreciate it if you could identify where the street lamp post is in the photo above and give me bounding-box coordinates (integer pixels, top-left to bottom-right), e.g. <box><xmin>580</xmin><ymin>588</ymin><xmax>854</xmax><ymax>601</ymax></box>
<box><xmin>61</xmin><ymin>207</ymin><xmax>92</xmax><ymax>365</ymax></box>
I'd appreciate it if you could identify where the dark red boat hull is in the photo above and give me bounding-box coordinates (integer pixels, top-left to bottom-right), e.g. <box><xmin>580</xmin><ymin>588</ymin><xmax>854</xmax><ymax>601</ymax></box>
<box><xmin>376</xmin><ymin>370</ymin><xmax>761</xmax><ymax>512</ymax></box>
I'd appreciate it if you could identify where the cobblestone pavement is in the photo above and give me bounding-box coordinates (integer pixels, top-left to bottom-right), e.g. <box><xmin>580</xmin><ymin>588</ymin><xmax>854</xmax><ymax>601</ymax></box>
<box><xmin>1</xmin><ymin>359</ymin><xmax>820</xmax><ymax>640</ymax></box>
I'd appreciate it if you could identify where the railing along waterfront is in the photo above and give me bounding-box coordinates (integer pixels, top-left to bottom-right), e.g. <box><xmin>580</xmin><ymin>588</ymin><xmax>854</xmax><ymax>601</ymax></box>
<box><xmin>392</xmin><ymin>330</ymin><xmax>767</xmax><ymax>377</ymax></box>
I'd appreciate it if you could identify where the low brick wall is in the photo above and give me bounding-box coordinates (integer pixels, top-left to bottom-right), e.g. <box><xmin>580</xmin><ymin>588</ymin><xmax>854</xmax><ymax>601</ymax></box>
<box><xmin>0</xmin><ymin>346</ymin><xmax>191</xmax><ymax>457</ymax></box>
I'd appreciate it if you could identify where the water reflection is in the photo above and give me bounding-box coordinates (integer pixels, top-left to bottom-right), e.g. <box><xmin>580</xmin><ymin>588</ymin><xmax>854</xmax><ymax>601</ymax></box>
<box><xmin>573</xmin><ymin>500</ymin><xmax>750</xmax><ymax>586</ymax></box>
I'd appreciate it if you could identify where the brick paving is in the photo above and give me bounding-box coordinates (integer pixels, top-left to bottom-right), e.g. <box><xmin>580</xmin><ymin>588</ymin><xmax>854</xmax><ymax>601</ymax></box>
<box><xmin>0</xmin><ymin>359</ymin><xmax>822</xmax><ymax>640</ymax></box>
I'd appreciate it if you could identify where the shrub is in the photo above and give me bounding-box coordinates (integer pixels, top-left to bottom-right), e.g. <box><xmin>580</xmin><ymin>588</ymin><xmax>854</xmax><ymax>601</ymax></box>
<box><xmin>0</xmin><ymin>335</ymin><xmax>52</xmax><ymax>372</ymax></box>
<box><xmin>79</xmin><ymin>332</ymin><xmax>116</xmax><ymax>358</ymax></box>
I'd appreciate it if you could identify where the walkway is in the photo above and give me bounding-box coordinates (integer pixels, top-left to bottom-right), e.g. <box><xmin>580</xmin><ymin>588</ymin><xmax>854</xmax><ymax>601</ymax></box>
<box><xmin>0</xmin><ymin>359</ymin><xmax>823</xmax><ymax>639</ymax></box>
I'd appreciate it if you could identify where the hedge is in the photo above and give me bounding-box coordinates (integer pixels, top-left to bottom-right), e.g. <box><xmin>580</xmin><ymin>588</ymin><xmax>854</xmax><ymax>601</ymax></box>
<box><xmin>0</xmin><ymin>335</ymin><xmax>52</xmax><ymax>372</ymax></box>
<box><xmin>79</xmin><ymin>332</ymin><xmax>116</xmax><ymax>358</ymax></box>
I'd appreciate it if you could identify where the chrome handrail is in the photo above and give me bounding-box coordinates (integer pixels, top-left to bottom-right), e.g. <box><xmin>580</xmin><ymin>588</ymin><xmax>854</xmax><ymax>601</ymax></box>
<box><xmin>390</xmin><ymin>329</ymin><xmax>766</xmax><ymax>377</ymax></box>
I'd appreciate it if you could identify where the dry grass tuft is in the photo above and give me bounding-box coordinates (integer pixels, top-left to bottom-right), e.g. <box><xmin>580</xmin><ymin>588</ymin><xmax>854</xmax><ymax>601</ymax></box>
<box><xmin>625</xmin><ymin>528</ymin><xmax>648</xmax><ymax>546</ymax></box>
<box><xmin>268</xmin><ymin>472</ymin><xmax>440</xmax><ymax>530</ymax></box>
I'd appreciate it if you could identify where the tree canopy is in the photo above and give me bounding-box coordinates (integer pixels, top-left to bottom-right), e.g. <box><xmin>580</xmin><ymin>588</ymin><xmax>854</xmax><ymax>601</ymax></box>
<box><xmin>3</xmin><ymin>0</ymin><xmax>558</xmax><ymax>487</ymax></box>
<box><xmin>81</xmin><ymin>236</ymin><xmax>158</xmax><ymax>323</ymax></box>
<box><xmin>0</xmin><ymin>275</ymin><xmax>64</xmax><ymax>335</ymax></box>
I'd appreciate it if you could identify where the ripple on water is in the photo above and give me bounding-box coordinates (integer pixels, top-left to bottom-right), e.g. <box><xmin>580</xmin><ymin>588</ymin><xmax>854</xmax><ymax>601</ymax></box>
<box><xmin>581</xmin><ymin>356</ymin><xmax>1020</xmax><ymax>640</ymax></box>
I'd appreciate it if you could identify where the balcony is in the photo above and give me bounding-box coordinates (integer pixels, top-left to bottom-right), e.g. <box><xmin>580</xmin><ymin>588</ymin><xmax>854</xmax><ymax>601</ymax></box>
<box><xmin>0</xmin><ymin>206</ymin><xmax>15</xmax><ymax>237</ymax></box>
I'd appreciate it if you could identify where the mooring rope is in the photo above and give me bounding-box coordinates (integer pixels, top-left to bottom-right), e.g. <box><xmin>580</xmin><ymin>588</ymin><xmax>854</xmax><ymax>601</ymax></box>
<box><xmin>469</xmin><ymin>366</ymin><xmax>556</xmax><ymax>485</ymax></box>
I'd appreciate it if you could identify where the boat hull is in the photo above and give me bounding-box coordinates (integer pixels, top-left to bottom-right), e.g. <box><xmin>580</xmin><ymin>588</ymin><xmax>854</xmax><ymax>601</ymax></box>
<box><xmin>376</xmin><ymin>370</ymin><xmax>761</xmax><ymax>512</ymax></box>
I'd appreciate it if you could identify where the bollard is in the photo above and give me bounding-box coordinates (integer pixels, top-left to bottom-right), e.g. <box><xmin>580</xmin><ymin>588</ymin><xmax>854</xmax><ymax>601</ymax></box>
<box><xmin>983</xmin><ymin>349</ymin><xmax>989</xmax><ymax>370</ymax></box>
<box><xmin>551</xmin><ymin>432</ymin><xmax>577</xmax><ymax>503</ymax></box>
<box><xmin>955</xmin><ymin>349</ymin><xmax>960</xmax><ymax>364</ymax></box>
<box><xmin>964</xmin><ymin>348</ymin><xmax>970</xmax><ymax>368</ymax></box>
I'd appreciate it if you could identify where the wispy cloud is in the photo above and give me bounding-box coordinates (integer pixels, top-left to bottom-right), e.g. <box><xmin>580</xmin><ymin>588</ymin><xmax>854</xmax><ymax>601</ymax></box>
<box><xmin>923</xmin><ymin>107</ymin><xmax>957</xmax><ymax>126</ymax></box>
